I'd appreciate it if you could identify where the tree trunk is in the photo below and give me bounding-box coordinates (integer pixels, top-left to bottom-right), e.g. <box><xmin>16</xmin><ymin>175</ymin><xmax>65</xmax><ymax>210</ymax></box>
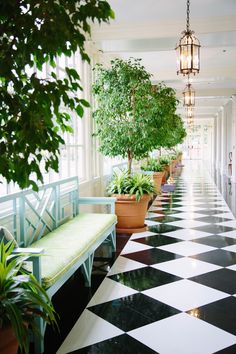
<box><xmin>127</xmin><ymin>150</ymin><xmax>133</xmax><ymax>174</ymax></box>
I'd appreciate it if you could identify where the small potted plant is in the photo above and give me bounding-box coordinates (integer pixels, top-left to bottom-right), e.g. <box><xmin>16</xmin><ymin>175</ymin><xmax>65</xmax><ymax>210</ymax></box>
<box><xmin>107</xmin><ymin>170</ymin><xmax>156</xmax><ymax>233</ymax></box>
<box><xmin>141</xmin><ymin>158</ymin><xmax>165</xmax><ymax>193</ymax></box>
<box><xmin>0</xmin><ymin>240</ymin><xmax>57</xmax><ymax>354</ymax></box>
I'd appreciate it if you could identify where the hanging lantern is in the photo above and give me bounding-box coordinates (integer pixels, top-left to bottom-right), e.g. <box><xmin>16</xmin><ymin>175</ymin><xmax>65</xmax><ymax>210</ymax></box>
<box><xmin>176</xmin><ymin>0</ymin><xmax>200</xmax><ymax>75</ymax></box>
<box><xmin>186</xmin><ymin>105</ymin><xmax>194</xmax><ymax>118</ymax></box>
<box><xmin>186</xmin><ymin>105</ymin><xmax>194</xmax><ymax>128</ymax></box>
<box><xmin>183</xmin><ymin>82</ymin><xmax>195</xmax><ymax>106</ymax></box>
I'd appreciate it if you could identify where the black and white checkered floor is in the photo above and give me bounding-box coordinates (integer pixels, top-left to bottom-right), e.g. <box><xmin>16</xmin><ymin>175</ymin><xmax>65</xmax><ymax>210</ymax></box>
<box><xmin>57</xmin><ymin>162</ymin><xmax>236</xmax><ymax>354</ymax></box>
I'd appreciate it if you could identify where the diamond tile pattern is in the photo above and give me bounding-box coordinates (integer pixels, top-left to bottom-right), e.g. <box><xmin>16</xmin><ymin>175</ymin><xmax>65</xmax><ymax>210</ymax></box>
<box><xmin>57</xmin><ymin>162</ymin><xmax>236</xmax><ymax>354</ymax></box>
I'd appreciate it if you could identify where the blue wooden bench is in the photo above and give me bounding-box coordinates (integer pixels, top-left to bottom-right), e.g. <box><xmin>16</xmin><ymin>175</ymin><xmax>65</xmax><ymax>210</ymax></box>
<box><xmin>0</xmin><ymin>177</ymin><xmax>117</xmax><ymax>353</ymax></box>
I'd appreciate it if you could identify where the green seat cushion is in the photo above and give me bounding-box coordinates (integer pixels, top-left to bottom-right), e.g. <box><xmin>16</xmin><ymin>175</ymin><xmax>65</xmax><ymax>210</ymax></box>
<box><xmin>30</xmin><ymin>213</ymin><xmax>117</xmax><ymax>289</ymax></box>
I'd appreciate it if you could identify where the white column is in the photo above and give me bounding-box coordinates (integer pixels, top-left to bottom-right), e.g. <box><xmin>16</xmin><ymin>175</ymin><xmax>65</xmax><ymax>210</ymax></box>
<box><xmin>212</xmin><ymin>118</ymin><xmax>217</xmax><ymax>171</ymax></box>
<box><xmin>220</xmin><ymin>107</ymin><xmax>227</xmax><ymax>175</ymax></box>
<box><xmin>231</xmin><ymin>96</ymin><xmax>236</xmax><ymax>182</ymax></box>
<box><xmin>215</xmin><ymin>112</ymin><xmax>221</xmax><ymax>171</ymax></box>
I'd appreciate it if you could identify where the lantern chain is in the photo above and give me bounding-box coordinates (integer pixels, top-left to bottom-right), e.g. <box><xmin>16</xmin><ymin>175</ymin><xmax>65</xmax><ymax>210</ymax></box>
<box><xmin>186</xmin><ymin>0</ymin><xmax>190</xmax><ymax>31</ymax></box>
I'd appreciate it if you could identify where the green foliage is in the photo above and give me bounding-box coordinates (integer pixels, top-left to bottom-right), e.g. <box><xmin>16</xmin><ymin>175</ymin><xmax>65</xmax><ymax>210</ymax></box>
<box><xmin>141</xmin><ymin>158</ymin><xmax>164</xmax><ymax>172</ymax></box>
<box><xmin>0</xmin><ymin>0</ymin><xmax>114</xmax><ymax>190</ymax></box>
<box><xmin>107</xmin><ymin>169</ymin><xmax>156</xmax><ymax>202</ymax></box>
<box><xmin>93</xmin><ymin>58</ymin><xmax>186</xmax><ymax>172</ymax></box>
<box><xmin>0</xmin><ymin>241</ymin><xmax>57</xmax><ymax>353</ymax></box>
<box><xmin>158</xmin><ymin>155</ymin><xmax>171</xmax><ymax>166</ymax></box>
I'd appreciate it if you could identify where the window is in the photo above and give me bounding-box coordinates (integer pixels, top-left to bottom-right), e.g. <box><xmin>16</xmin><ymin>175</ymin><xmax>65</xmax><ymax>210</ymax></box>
<box><xmin>1</xmin><ymin>52</ymin><xmax>88</xmax><ymax>195</ymax></box>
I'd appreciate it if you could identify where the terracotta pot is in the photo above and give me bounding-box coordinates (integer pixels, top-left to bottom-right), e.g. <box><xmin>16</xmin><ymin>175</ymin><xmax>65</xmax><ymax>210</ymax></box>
<box><xmin>165</xmin><ymin>164</ymin><xmax>170</xmax><ymax>175</ymax></box>
<box><xmin>113</xmin><ymin>194</ymin><xmax>150</xmax><ymax>234</ymax></box>
<box><xmin>161</xmin><ymin>168</ymin><xmax>168</xmax><ymax>184</ymax></box>
<box><xmin>153</xmin><ymin>171</ymin><xmax>165</xmax><ymax>193</ymax></box>
<box><xmin>0</xmin><ymin>326</ymin><xmax>18</xmax><ymax>354</ymax></box>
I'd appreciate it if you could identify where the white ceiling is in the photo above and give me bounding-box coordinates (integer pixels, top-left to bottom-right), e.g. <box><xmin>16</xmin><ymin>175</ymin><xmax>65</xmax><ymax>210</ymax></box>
<box><xmin>91</xmin><ymin>0</ymin><xmax>236</xmax><ymax>121</ymax></box>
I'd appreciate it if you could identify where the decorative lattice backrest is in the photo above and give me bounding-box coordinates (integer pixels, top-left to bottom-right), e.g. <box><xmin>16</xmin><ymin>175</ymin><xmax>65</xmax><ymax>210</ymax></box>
<box><xmin>0</xmin><ymin>177</ymin><xmax>79</xmax><ymax>246</ymax></box>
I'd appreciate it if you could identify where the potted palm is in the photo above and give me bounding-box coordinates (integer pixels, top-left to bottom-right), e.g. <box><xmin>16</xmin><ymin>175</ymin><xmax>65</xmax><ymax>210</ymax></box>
<box><xmin>93</xmin><ymin>58</ymin><xmax>185</xmax><ymax>233</ymax></box>
<box><xmin>107</xmin><ymin>170</ymin><xmax>155</xmax><ymax>233</ymax></box>
<box><xmin>0</xmin><ymin>240</ymin><xmax>57</xmax><ymax>354</ymax></box>
<box><xmin>141</xmin><ymin>158</ymin><xmax>165</xmax><ymax>193</ymax></box>
<box><xmin>158</xmin><ymin>155</ymin><xmax>171</xmax><ymax>183</ymax></box>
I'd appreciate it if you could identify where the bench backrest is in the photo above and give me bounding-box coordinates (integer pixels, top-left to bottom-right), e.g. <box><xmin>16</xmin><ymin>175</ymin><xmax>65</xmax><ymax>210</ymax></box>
<box><xmin>0</xmin><ymin>177</ymin><xmax>79</xmax><ymax>246</ymax></box>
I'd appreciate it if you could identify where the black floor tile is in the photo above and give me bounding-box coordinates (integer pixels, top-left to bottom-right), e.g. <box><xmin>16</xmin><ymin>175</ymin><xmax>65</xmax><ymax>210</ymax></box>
<box><xmin>191</xmin><ymin>235</ymin><xmax>236</xmax><ymax>248</ymax></box>
<box><xmin>190</xmin><ymin>249</ymin><xmax>236</xmax><ymax>267</ymax></box>
<box><xmin>133</xmin><ymin>234</ymin><xmax>182</xmax><ymax>247</ymax></box>
<box><xmin>151</xmin><ymin>209</ymin><xmax>183</xmax><ymax>216</ymax></box>
<box><xmin>196</xmin><ymin>204</ymin><xmax>227</xmax><ymax>209</ymax></box>
<box><xmin>189</xmin><ymin>268</ymin><xmax>236</xmax><ymax>294</ymax></box>
<box><xmin>68</xmin><ymin>334</ymin><xmax>158</xmax><ymax>354</ymax></box>
<box><xmin>162</xmin><ymin>203</ymin><xmax>183</xmax><ymax>210</ymax></box>
<box><xmin>149</xmin><ymin>224</ymin><xmax>182</xmax><ymax>234</ymax></box>
<box><xmin>194</xmin><ymin>210</ymin><xmax>227</xmax><ymax>216</ymax></box>
<box><xmin>44</xmin><ymin>271</ymin><xmax>110</xmax><ymax>354</ymax></box>
<box><xmin>194</xmin><ymin>216</ymin><xmax>233</xmax><ymax>223</ymax></box>
<box><xmin>214</xmin><ymin>344</ymin><xmax>236</xmax><ymax>353</ymax></box>
<box><xmin>193</xmin><ymin>225</ymin><xmax>235</xmax><ymax>234</ymax></box>
<box><xmin>108</xmin><ymin>267</ymin><xmax>181</xmax><ymax>291</ymax></box>
<box><xmin>170</xmin><ymin>198</ymin><xmax>183</xmax><ymax>202</ymax></box>
<box><xmin>122</xmin><ymin>248</ymin><xmax>182</xmax><ymax>265</ymax></box>
<box><xmin>146</xmin><ymin>215</ymin><xmax>182</xmax><ymax>223</ymax></box>
<box><xmin>88</xmin><ymin>293</ymin><xmax>180</xmax><ymax>332</ymax></box>
<box><xmin>191</xmin><ymin>198</ymin><xmax>219</xmax><ymax>201</ymax></box>
<box><xmin>187</xmin><ymin>297</ymin><xmax>236</xmax><ymax>335</ymax></box>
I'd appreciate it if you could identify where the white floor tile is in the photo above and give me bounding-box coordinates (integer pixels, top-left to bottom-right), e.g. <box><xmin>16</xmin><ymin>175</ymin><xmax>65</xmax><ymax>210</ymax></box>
<box><xmin>172</xmin><ymin>206</ymin><xmax>208</xmax><ymax>212</ymax></box>
<box><xmin>145</xmin><ymin>212</ymin><xmax>160</xmax><ymax>219</ymax></box>
<box><xmin>152</xmin><ymin>257</ymin><xmax>221</xmax><ymax>278</ymax></box>
<box><xmin>157</xmin><ymin>241</ymin><xmax>216</xmax><ymax>256</ymax></box>
<box><xmin>121</xmin><ymin>240</ymin><xmax>153</xmax><ymax>255</ymax></box>
<box><xmin>214</xmin><ymin>212</ymin><xmax>235</xmax><ymax>219</ymax></box>
<box><xmin>213</xmin><ymin>206</ymin><xmax>231</xmax><ymax>211</ymax></box>
<box><xmin>143</xmin><ymin>279</ymin><xmax>228</xmax><ymax>311</ymax></box>
<box><xmin>206</xmin><ymin>200</ymin><xmax>226</xmax><ymax>205</ymax></box>
<box><xmin>108</xmin><ymin>256</ymin><xmax>146</xmax><ymax>275</ymax></box>
<box><xmin>128</xmin><ymin>313</ymin><xmax>236</xmax><ymax>354</ymax></box>
<box><xmin>216</xmin><ymin>220</ymin><xmax>236</xmax><ymax>228</ymax></box>
<box><xmin>222</xmin><ymin>244</ymin><xmax>236</xmax><ymax>252</ymax></box>
<box><xmin>148</xmin><ymin>206</ymin><xmax>162</xmax><ymax>211</ymax></box>
<box><xmin>130</xmin><ymin>230</ymin><xmax>158</xmax><ymax>240</ymax></box>
<box><xmin>218</xmin><ymin>230</ymin><xmax>236</xmax><ymax>239</ymax></box>
<box><xmin>163</xmin><ymin>229</ymin><xmax>213</xmax><ymax>240</ymax></box>
<box><xmin>227</xmin><ymin>264</ymin><xmax>236</xmax><ymax>271</ymax></box>
<box><xmin>169</xmin><ymin>212</ymin><xmax>207</xmax><ymax>220</ymax></box>
<box><xmin>56</xmin><ymin>309</ymin><xmax>123</xmax><ymax>353</ymax></box>
<box><xmin>87</xmin><ymin>278</ymin><xmax>138</xmax><ymax>306</ymax></box>
<box><xmin>145</xmin><ymin>219</ymin><xmax>160</xmax><ymax>226</ymax></box>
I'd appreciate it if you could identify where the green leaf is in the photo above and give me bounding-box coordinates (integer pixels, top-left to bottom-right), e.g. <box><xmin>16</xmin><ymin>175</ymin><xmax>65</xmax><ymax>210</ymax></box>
<box><xmin>0</xmin><ymin>0</ymin><xmax>115</xmax><ymax>189</ymax></box>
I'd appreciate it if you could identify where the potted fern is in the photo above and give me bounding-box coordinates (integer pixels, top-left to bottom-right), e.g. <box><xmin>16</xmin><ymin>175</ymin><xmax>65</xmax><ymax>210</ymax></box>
<box><xmin>0</xmin><ymin>241</ymin><xmax>57</xmax><ymax>354</ymax></box>
<box><xmin>107</xmin><ymin>170</ymin><xmax>155</xmax><ymax>233</ymax></box>
<box><xmin>141</xmin><ymin>158</ymin><xmax>165</xmax><ymax>193</ymax></box>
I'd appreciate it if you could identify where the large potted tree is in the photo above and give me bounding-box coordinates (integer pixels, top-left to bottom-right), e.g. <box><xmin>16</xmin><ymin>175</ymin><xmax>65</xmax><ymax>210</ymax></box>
<box><xmin>93</xmin><ymin>58</ymin><xmax>185</xmax><ymax>233</ymax></box>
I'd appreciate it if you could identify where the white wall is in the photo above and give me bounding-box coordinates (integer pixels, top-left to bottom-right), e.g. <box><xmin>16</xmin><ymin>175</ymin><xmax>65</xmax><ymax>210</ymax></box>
<box><xmin>212</xmin><ymin>96</ymin><xmax>236</xmax><ymax>181</ymax></box>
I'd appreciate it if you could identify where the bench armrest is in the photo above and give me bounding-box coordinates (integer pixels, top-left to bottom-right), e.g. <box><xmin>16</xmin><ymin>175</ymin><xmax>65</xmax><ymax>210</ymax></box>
<box><xmin>12</xmin><ymin>247</ymin><xmax>44</xmax><ymax>254</ymax></box>
<box><xmin>78</xmin><ymin>197</ymin><xmax>116</xmax><ymax>213</ymax></box>
<box><xmin>12</xmin><ymin>247</ymin><xmax>44</xmax><ymax>285</ymax></box>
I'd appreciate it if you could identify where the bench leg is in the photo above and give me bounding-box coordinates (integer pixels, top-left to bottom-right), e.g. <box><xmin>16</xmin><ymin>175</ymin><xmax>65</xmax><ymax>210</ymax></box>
<box><xmin>33</xmin><ymin>317</ymin><xmax>45</xmax><ymax>354</ymax></box>
<box><xmin>110</xmin><ymin>228</ymin><xmax>116</xmax><ymax>252</ymax></box>
<box><xmin>81</xmin><ymin>253</ymin><xmax>94</xmax><ymax>287</ymax></box>
<box><xmin>106</xmin><ymin>228</ymin><xmax>116</xmax><ymax>255</ymax></box>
